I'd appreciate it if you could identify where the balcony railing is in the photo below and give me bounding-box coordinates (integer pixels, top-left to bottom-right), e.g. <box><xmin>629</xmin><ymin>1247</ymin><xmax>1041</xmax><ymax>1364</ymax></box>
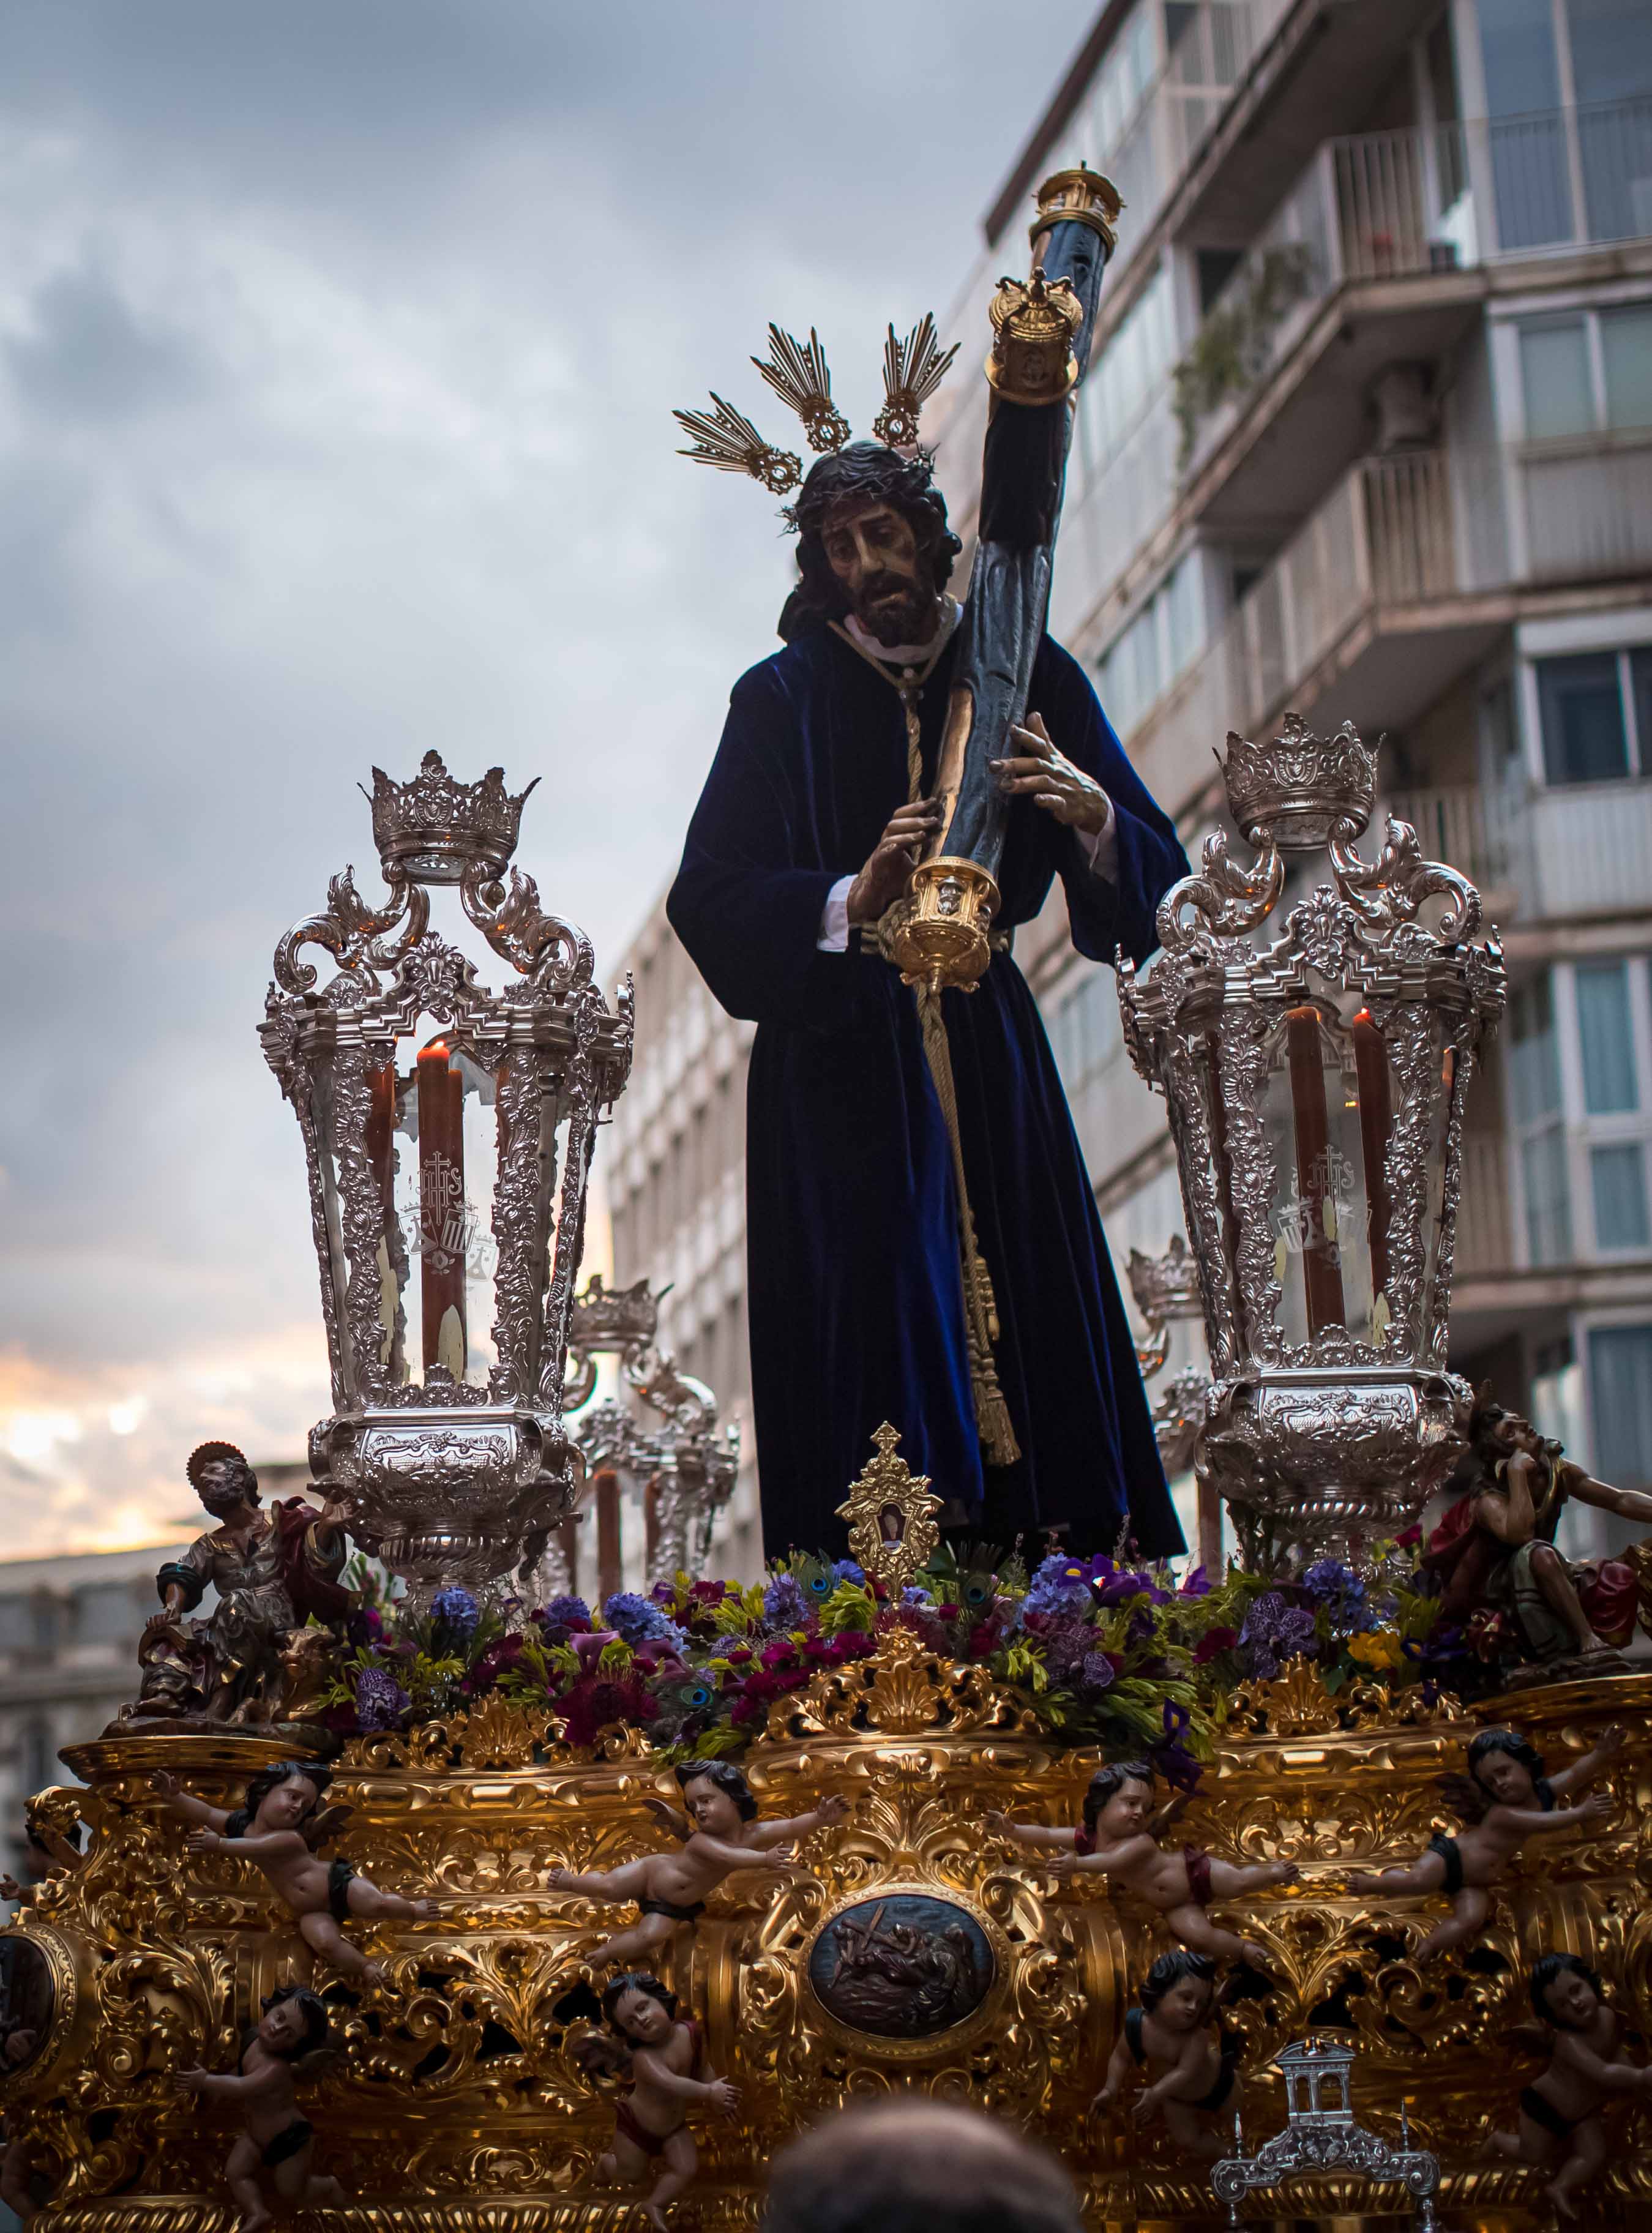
<box><xmin>1126</xmin><ymin>433</ymin><xmax>1652</xmax><ymax>802</ymax></box>
<box><xmin>1176</xmin><ymin>96</ymin><xmax>1652</xmax><ymax>479</ymax></box>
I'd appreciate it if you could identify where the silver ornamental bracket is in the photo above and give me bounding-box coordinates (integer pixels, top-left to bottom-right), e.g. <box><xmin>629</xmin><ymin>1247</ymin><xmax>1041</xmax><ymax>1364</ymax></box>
<box><xmin>564</xmin><ymin>1277</ymin><xmax>741</xmax><ymax>1587</ymax></box>
<box><xmin>260</xmin><ymin>754</ymin><xmax>634</xmax><ymax>1591</ymax></box>
<box><xmin>1211</xmin><ymin>2035</ymin><xmax>1440</xmax><ymax>2229</ymax></box>
<box><xmin>1116</xmin><ymin>714</ymin><xmax>1506</xmax><ymax>1566</ymax></box>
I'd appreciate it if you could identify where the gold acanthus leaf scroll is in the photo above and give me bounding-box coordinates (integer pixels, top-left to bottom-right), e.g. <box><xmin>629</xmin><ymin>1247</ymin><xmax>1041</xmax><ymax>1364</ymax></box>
<box><xmin>835</xmin><ymin>1421</ymin><xmax>943</xmax><ymax>1594</ymax></box>
<box><xmin>1227</xmin><ymin>1659</ymin><xmax>1468</xmax><ymax>1738</ymax></box>
<box><xmin>765</xmin><ymin>1622</ymin><xmax>1040</xmax><ymax>1742</ymax></box>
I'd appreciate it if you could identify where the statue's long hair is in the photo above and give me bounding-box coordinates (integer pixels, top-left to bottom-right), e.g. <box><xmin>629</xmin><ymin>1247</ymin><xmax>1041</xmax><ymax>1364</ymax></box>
<box><xmin>780</xmin><ymin>442</ymin><xmax>961</xmax><ymax>638</ymax></box>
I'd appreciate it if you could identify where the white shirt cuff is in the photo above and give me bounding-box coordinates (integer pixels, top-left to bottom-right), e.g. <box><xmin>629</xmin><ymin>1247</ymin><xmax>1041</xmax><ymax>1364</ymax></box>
<box><xmin>817</xmin><ymin>874</ymin><xmax>855</xmax><ymax>951</ymax></box>
<box><xmin>1076</xmin><ymin>793</ymin><xmax>1118</xmax><ymax>883</ymax></box>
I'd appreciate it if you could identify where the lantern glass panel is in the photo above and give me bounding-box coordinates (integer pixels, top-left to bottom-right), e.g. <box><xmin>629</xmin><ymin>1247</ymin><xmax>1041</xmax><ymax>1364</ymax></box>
<box><xmin>311</xmin><ymin>1021</ymin><xmax>520</xmax><ymax>1397</ymax></box>
<box><xmin>1417</xmin><ymin>1030</ymin><xmax>1455</xmax><ymax>1337</ymax></box>
<box><xmin>1261</xmin><ymin>995</ymin><xmax>1379</xmax><ymax>1347</ymax></box>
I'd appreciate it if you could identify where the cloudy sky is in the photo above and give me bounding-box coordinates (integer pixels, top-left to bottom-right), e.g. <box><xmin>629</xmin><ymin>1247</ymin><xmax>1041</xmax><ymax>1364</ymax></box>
<box><xmin>0</xmin><ymin>1</ymin><xmax>1098</xmax><ymax>1555</ymax></box>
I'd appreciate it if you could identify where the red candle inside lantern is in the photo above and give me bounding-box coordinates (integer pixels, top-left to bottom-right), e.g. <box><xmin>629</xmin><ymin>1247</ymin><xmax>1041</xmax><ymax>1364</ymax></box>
<box><xmin>1351</xmin><ymin>1009</ymin><xmax>1392</xmax><ymax>1309</ymax></box>
<box><xmin>417</xmin><ymin>1039</ymin><xmax>468</xmax><ymax>1379</ymax></box>
<box><xmin>1286</xmin><ymin>1004</ymin><xmax>1346</xmax><ymax>1336</ymax></box>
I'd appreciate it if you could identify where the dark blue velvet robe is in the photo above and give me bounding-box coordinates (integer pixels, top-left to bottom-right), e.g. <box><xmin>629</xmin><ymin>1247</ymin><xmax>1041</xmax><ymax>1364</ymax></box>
<box><xmin>666</xmin><ymin>618</ymin><xmax>1191</xmax><ymax>1560</ymax></box>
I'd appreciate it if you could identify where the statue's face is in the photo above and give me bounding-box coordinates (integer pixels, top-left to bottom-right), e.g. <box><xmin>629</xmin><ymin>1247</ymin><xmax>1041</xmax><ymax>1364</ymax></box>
<box><xmin>1099</xmin><ymin>1776</ymin><xmax>1154</xmax><ymax>1836</ymax></box>
<box><xmin>682</xmin><ymin>1777</ymin><xmax>743</xmax><ymax>1838</ymax></box>
<box><xmin>613</xmin><ymin>1987</ymin><xmax>671</xmax><ymax>2047</ymax></box>
<box><xmin>260</xmin><ymin>1996</ymin><xmax>310</xmax><ymax>2054</ymax></box>
<box><xmin>1542</xmin><ymin>1967</ymin><xmax>1600</xmax><ymax>2032</ymax></box>
<box><xmin>255</xmin><ymin>1776</ymin><xmax>319</xmax><ymax>1834</ymax></box>
<box><xmin>1473</xmin><ymin>1746</ymin><xmax>1534</xmax><ymax>1807</ymax></box>
<box><xmin>1156</xmin><ymin>1975</ymin><xmax>1214</xmax><ymax>2034</ymax></box>
<box><xmin>820</xmin><ymin>495</ymin><xmax>936</xmax><ymax>647</ymax></box>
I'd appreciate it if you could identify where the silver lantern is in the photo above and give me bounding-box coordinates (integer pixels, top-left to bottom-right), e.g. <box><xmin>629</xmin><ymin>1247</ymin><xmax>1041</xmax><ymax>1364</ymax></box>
<box><xmin>260</xmin><ymin>752</ymin><xmax>633</xmax><ymax>1592</ymax></box>
<box><xmin>1128</xmin><ymin>1234</ymin><xmax>1212</xmax><ymax>1480</ymax></box>
<box><xmin>563</xmin><ymin>1276</ymin><xmax>741</xmax><ymax>1587</ymax></box>
<box><xmin>1118</xmin><ymin>715</ymin><xmax>1506</xmax><ymax>1569</ymax></box>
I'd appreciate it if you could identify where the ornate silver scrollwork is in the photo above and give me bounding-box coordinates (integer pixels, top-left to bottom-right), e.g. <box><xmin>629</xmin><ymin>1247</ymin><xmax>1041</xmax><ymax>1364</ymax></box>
<box><xmin>558</xmin><ymin>1276</ymin><xmax>741</xmax><ymax>1587</ymax></box>
<box><xmin>1119</xmin><ymin>714</ymin><xmax>1506</xmax><ymax>1567</ymax></box>
<box><xmin>272</xmin><ymin>866</ymin><xmax>430</xmax><ymax>995</ymax></box>
<box><xmin>1212</xmin><ymin>2037</ymin><xmax>1439</xmax><ymax>2229</ymax></box>
<box><xmin>260</xmin><ymin>759</ymin><xmax>632</xmax><ymax>1590</ymax></box>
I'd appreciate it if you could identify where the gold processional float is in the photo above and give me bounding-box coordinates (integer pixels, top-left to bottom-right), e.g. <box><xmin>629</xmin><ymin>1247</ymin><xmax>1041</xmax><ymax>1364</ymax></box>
<box><xmin>6</xmin><ymin>176</ymin><xmax>1652</xmax><ymax>2233</ymax></box>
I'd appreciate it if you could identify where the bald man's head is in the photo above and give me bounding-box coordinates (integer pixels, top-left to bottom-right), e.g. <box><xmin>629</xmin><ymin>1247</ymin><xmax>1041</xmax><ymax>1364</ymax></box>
<box><xmin>764</xmin><ymin>2102</ymin><xmax>1083</xmax><ymax>2233</ymax></box>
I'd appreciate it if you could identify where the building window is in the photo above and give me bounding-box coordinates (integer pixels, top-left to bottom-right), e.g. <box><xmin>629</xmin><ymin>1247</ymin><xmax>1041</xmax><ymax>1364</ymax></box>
<box><xmin>1512</xmin><ymin>956</ymin><xmax>1652</xmax><ymax>1260</ymax></box>
<box><xmin>1478</xmin><ymin>1</ymin><xmax>1652</xmax><ymax>247</ymax></box>
<box><xmin>1534</xmin><ymin>648</ymin><xmax>1650</xmax><ymax>784</ymax></box>
<box><xmin>1519</xmin><ymin>305</ymin><xmax>1652</xmax><ymax>444</ymax></box>
<box><xmin>21</xmin><ymin>1721</ymin><xmax>50</xmax><ymax>1795</ymax></box>
<box><xmin>1530</xmin><ymin>1332</ymin><xmax>1585</xmax><ymax>1453</ymax></box>
<box><xmin>1096</xmin><ymin>548</ymin><xmax>1203</xmax><ymax>741</ymax></box>
<box><xmin>1589</xmin><ymin>1323</ymin><xmax>1652</xmax><ymax>1485</ymax></box>
<box><xmin>1509</xmin><ymin>974</ymin><xmax>1572</xmax><ymax>1263</ymax></box>
<box><xmin>1047</xmin><ymin>967</ymin><xmax>1122</xmax><ymax>1097</ymax></box>
<box><xmin>1082</xmin><ymin>258</ymin><xmax>1176</xmax><ymax>468</ymax></box>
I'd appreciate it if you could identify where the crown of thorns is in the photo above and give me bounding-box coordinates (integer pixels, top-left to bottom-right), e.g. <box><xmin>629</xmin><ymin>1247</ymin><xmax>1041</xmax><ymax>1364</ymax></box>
<box><xmin>673</xmin><ymin>317</ymin><xmax>959</xmax><ymax>497</ymax></box>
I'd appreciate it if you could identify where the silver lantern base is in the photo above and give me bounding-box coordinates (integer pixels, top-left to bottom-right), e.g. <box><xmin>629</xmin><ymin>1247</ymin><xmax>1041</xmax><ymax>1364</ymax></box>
<box><xmin>1198</xmin><ymin>1367</ymin><xmax>1467</xmax><ymax>1572</ymax></box>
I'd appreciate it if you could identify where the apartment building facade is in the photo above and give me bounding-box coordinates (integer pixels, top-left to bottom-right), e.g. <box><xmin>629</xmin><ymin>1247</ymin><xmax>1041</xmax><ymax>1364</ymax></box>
<box><xmin>604</xmin><ymin>915</ymin><xmax>764</xmax><ymax>1580</ymax></box>
<box><xmin>0</xmin><ymin>1543</ymin><xmax>191</xmax><ymax>1890</ymax></box>
<box><xmin>610</xmin><ymin>0</ymin><xmax>1652</xmax><ymax>1565</ymax></box>
<box><xmin>927</xmin><ymin>0</ymin><xmax>1652</xmax><ymax>1558</ymax></box>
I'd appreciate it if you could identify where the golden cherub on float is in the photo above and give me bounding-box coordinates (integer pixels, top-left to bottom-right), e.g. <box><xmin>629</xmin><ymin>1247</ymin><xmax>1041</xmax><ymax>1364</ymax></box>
<box><xmin>6</xmin><ymin>165</ymin><xmax>1652</xmax><ymax>2233</ymax></box>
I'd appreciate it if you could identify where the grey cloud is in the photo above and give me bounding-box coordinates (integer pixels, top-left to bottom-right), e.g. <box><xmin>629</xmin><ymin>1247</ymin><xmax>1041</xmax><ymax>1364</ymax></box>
<box><xmin>0</xmin><ymin>0</ymin><xmax>1098</xmax><ymax>1543</ymax></box>
<box><xmin>7</xmin><ymin>260</ymin><xmax>211</xmax><ymax>419</ymax></box>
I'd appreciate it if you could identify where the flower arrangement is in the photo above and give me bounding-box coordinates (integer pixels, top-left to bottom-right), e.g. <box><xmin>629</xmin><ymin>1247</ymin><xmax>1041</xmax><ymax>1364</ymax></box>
<box><xmin>319</xmin><ymin>1535</ymin><xmax>1463</xmax><ymax>1764</ymax></box>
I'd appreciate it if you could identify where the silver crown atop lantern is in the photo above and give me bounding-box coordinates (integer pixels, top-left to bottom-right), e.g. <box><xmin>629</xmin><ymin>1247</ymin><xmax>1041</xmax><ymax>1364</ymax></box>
<box><xmin>366</xmin><ymin>750</ymin><xmax>539</xmax><ymax>886</ymax></box>
<box><xmin>1127</xmin><ymin>1235</ymin><xmax>1203</xmax><ymax>1326</ymax></box>
<box><xmin>1219</xmin><ymin>712</ymin><xmax>1377</xmax><ymax>853</ymax></box>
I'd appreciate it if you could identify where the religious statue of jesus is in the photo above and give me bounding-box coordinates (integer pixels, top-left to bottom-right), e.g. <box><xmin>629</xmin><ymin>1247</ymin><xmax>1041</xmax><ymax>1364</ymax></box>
<box><xmin>667</xmin><ymin>425</ymin><xmax>1189</xmax><ymax>1563</ymax></box>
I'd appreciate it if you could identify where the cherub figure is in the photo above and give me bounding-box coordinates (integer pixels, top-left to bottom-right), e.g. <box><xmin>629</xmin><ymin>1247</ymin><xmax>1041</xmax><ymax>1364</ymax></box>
<box><xmin>1092</xmin><ymin>1950</ymin><xmax>1240</xmax><ymax>2161</ymax></box>
<box><xmin>1480</xmin><ymin>1953</ymin><xmax>1652</xmax><ymax>2222</ymax></box>
<box><xmin>577</xmin><ymin>1972</ymin><xmax>738</xmax><ymax>2231</ymax></box>
<box><xmin>1347</xmin><ymin>1726</ymin><xmax>1618</xmax><ymax>1962</ymax></box>
<box><xmin>151</xmin><ymin>1760</ymin><xmax>438</xmax><ymax>1986</ymax></box>
<box><xmin>174</xmin><ymin>1984</ymin><xmax>345</xmax><ymax>2233</ymax></box>
<box><xmin>988</xmin><ymin>1762</ymin><xmax>1297</xmax><ymax>1968</ymax></box>
<box><xmin>549</xmin><ymin>1761</ymin><xmax>848</xmax><ymax>1967</ymax></box>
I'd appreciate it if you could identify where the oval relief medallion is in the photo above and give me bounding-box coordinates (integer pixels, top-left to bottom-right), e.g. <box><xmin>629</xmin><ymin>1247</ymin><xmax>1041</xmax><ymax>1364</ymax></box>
<box><xmin>807</xmin><ymin>1893</ymin><xmax>995</xmax><ymax>2041</ymax></box>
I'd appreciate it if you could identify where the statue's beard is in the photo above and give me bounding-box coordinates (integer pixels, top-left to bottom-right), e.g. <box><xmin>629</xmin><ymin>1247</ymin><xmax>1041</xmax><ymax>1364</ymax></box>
<box><xmin>851</xmin><ymin>572</ymin><xmax>933</xmax><ymax>648</ymax></box>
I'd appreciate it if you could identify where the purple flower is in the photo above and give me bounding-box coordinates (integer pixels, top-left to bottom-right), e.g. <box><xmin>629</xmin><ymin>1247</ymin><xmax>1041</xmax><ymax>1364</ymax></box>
<box><xmin>1178</xmin><ymin>1564</ymin><xmax>1211</xmax><ymax>1598</ymax></box>
<box><xmin>1022</xmin><ymin>1555</ymin><xmax>1095</xmax><ymax>1621</ymax></box>
<box><xmin>354</xmin><ymin>1665</ymin><xmax>410</xmax><ymax>1732</ymax></box>
<box><xmin>1091</xmin><ymin>1568</ymin><xmax>1170</xmax><ymax>1609</ymax></box>
<box><xmin>1036</xmin><ymin>1612</ymin><xmax>1098</xmax><ymax>1678</ymax></box>
<box><xmin>1238</xmin><ymin>1591</ymin><xmax>1318</xmax><ymax>1679</ymax></box>
<box><xmin>901</xmin><ymin>1583</ymin><xmax>935</xmax><ymax>1608</ymax></box>
<box><xmin>431</xmin><ymin>1587</ymin><xmax>479</xmax><ymax>1645</ymax></box>
<box><xmin>833</xmin><ymin>1560</ymin><xmax>866</xmax><ymax>1585</ymax></box>
<box><xmin>602</xmin><ymin>1592</ymin><xmax>688</xmax><ymax>1654</ymax></box>
<box><xmin>1301</xmin><ymin>1558</ymin><xmax>1374</xmax><ymax>1636</ymax></box>
<box><xmin>762</xmin><ymin>1574</ymin><xmax>807</xmax><ymax>1631</ymax></box>
<box><xmin>539</xmin><ymin>1594</ymin><xmax>591</xmax><ymax>1635</ymax></box>
<box><xmin>1078</xmin><ymin>1651</ymin><xmax>1116</xmax><ymax>1695</ymax></box>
